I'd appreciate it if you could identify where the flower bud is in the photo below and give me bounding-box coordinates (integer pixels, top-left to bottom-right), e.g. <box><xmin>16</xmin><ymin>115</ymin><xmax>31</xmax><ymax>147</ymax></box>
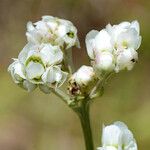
<box><xmin>68</xmin><ymin>65</ymin><xmax>97</xmax><ymax>97</ymax></box>
<box><xmin>86</xmin><ymin>29</ymin><xmax>112</xmax><ymax>60</ymax></box>
<box><xmin>97</xmin><ymin>121</ymin><xmax>137</xmax><ymax>150</ymax></box>
<box><xmin>93</xmin><ymin>51</ymin><xmax>115</xmax><ymax>75</ymax></box>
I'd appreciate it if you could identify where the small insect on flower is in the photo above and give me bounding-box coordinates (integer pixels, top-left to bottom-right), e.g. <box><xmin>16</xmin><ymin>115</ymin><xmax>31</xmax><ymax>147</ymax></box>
<box><xmin>97</xmin><ymin>121</ymin><xmax>138</xmax><ymax>150</ymax></box>
<box><xmin>85</xmin><ymin>21</ymin><xmax>141</xmax><ymax>77</ymax></box>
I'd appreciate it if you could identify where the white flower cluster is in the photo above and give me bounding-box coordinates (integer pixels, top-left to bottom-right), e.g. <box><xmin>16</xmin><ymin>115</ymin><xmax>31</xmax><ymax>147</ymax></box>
<box><xmin>8</xmin><ymin>16</ymin><xmax>80</xmax><ymax>92</ymax></box>
<box><xmin>86</xmin><ymin>21</ymin><xmax>141</xmax><ymax>75</ymax></box>
<box><xmin>26</xmin><ymin>16</ymin><xmax>80</xmax><ymax>49</ymax></box>
<box><xmin>97</xmin><ymin>121</ymin><xmax>137</xmax><ymax>150</ymax></box>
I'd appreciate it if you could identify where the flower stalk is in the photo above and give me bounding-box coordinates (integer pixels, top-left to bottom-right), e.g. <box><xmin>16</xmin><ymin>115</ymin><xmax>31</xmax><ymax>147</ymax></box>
<box><xmin>73</xmin><ymin>100</ymin><xmax>94</xmax><ymax>150</ymax></box>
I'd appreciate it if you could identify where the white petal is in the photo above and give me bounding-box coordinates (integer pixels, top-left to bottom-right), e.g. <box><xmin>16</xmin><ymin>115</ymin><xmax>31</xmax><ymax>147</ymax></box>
<box><xmin>26</xmin><ymin>62</ymin><xmax>45</xmax><ymax>80</ymax></box>
<box><xmin>97</xmin><ymin>147</ymin><xmax>104</xmax><ymax>150</ymax></box>
<box><xmin>117</xmin><ymin>28</ymin><xmax>141</xmax><ymax>50</ymax></box>
<box><xmin>109</xmin><ymin>22</ymin><xmax>130</xmax><ymax>44</ymax></box>
<box><xmin>57</xmin><ymin>24</ymin><xmax>68</xmax><ymax>37</ymax></box>
<box><xmin>100</xmin><ymin>121</ymin><xmax>138</xmax><ymax>149</ymax></box>
<box><xmin>56</xmin><ymin>24</ymin><xmax>78</xmax><ymax>49</ymax></box>
<box><xmin>43</xmin><ymin>66</ymin><xmax>61</xmax><ymax>82</ymax></box>
<box><xmin>114</xmin><ymin>121</ymin><xmax>128</xmax><ymax>130</ymax></box>
<box><xmin>8</xmin><ymin>59</ymin><xmax>26</xmax><ymax>83</ymax></box>
<box><xmin>105</xmin><ymin>146</ymin><xmax>118</xmax><ymax>150</ymax></box>
<box><xmin>75</xmin><ymin>65</ymin><xmax>95</xmax><ymax>86</ymax></box>
<box><xmin>40</xmin><ymin>44</ymin><xmax>63</xmax><ymax>65</ymax></box>
<box><xmin>94</xmin><ymin>51</ymin><xmax>115</xmax><ymax>71</ymax></box>
<box><xmin>124</xmin><ymin>140</ymin><xmax>137</xmax><ymax>150</ymax></box>
<box><xmin>85</xmin><ymin>30</ymin><xmax>99</xmax><ymax>59</ymax></box>
<box><xmin>42</xmin><ymin>15</ymin><xmax>55</xmax><ymax>22</ymax></box>
<box><xmin>118</xmin><ymin>21</ymin><xmax>130</xmax><ymax>29</ymax></box>
<box><xmin>114</xmin><ymin>122</ymin><xmax>137</xmax><ymax>149</ymax></box>
<box><xmin>18</xmin><ymin>43</ymin><xmax>33</xmax><ymax>64</ymax></box>
<box><xmin>56</xmin><ymin>71</ymin><xmax>68</xmax><ymax>87</ymax></box>
<box><xmin>26</xmin><ymin>22</ymin><xmax>42</xmax><ymax>44</ymax></box>
<box><xmin>102</xmin><ymin>124</ymin><xmax>122</xmax><ymax>147</ymax></box>
<box><xmin>27</xmin><ymin>21</ymin><xmax>35</xmax><ymax>31</ymax></box>
<box><xmin>47</xmin><ymin>21</ymin><xmax>58</xmax><ymax>31</ymax></box>
<box><xmin>34</xmin><ymin>20</ymin><xmax>48</xmax><ymax>32</ymax></box>
<box><xmin>42</xmin><ymin>66</ymin><xmax>67</xmax><ymax>88</ymax></box>
<box><xmin>115</xmin><ymin>48</ymin><xmax>138</xmax><ymax>72</ymax></box>
<box><xmin>130</xmin><ymin>20</ymin><xmax>140</xmax><ymax>34</ymax></box>
<box><xmin>13</xmin><ymin>63</ymin><xmax>25</xmax><ymax>79</ymax></box>
<box><xmin>97</xmin><ymin>146</ymin><xmax>118</xmax><ymax>150</ymax></box>
<box><xmin>95</xmin><ymin>29</ymin><xmax>113</xmax><ymax>52</ymax></box>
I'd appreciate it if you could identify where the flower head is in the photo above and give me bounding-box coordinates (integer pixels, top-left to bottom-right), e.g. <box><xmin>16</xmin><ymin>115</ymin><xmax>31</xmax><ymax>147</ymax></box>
<box><xmin>8</xmin><ymin>43</ymin><xmax>68</xmax><ymax>92</ymax></box>
<box><xmin>26</xmin><ymin>16</ymin><xmax>80</xmax><ymax>50</ymax></box>
<box><xmin>18</xmin><ymin>43</ymin><xmax>63</xmax><ymax>83</ymax></box>
<box><xmin>106</xmin><ymin>21</ymin><xmax>141</xmax><ymax>50</ymax></box>
<box><xmin>86</xmin><ymin>21</ymin><xmax>141</xmax><ymax>76</ymax></box>
<box><xmin>97</xmin><ymin>121</ymin><xmax>138</xmax><ymax>150</ymax></box>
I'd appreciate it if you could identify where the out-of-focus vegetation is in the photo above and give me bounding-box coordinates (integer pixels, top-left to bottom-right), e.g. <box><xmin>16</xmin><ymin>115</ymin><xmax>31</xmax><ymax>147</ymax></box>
<box><xmin>0</xmin><ymin>0</ymin><xmax>150</xmax><ymax>149</ymax></box>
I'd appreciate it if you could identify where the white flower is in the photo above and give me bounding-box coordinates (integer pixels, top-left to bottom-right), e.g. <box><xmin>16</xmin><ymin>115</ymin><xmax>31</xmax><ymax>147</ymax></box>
<box><xmin>8</xmin><ymin>59</ymin><xmax>26</xmax><ymax>83</ymax></box>
<box><xmin>97</xmin><ymin>121</ymin><xmax>138</xmax><ymax>150</ymax></box>
<box><xmin>68</xmin><ymin>65</ymin><xmax>97</xmax><ymax>96</ymax></box>
<box><xmin>8</xmin><ymin>43</ymin><xmax>68</xmax><ymax>92</ymax></box>
<box><xmin>8</xmin><ymin>59</ymin><xmax>36</xmax><ymax>92</ymax></box>
<box><xmin>86</xmin><ymin>29</ymin><xmax>113</xmax><ymax>59</ymax></box>
<box><xmin>94</xmin><ymin>51</ymin><xmax>115</xmax><ymax>73</ymax></box>
<box><xmin>26</xmin><ymin>16</ymin><xmax>80</xmax><ymax>49</ymax></box>
<box><xmin>55</xmin><ymin>18</ymin><xmax>80</xmax><ymax>49</ymax></box>
<box><xmin>115</xmin><ymin>48</ymin><xmax>138</xmax><ymax>73</ymax></box>
<box><xmin>86</xmin><ymin>29</ymin><xmax>114</xmax><ymax>73</ymax></box>
<box><xmin>38</xmin><ymin>65</ymin><xmax>68</xmax><ymax>94</ymax></box>
<box><xmin>42</xmin><ymin>65</ymin><xmax>68</xmax><ymax>89</ymax></box>
<box><xmin>18</xmin><ymin>43</ymin><xmax>63</xmax><ymax>84</ymax></box>
<box><xmin>106</xmin><ymin>20</ymin><xmax>141</xmax><ymax>50</ymax></box>
<box><xmin>86</xmin><ymin>20</ymin><xmax>141</xmax><ymax>74</ymax></box>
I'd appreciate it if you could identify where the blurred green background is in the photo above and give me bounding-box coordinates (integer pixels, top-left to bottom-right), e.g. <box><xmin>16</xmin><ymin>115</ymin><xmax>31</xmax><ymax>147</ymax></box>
<box><xmin>0</xmin><ymin>0</ymin><xmax>150</xmax><ymax>149</ymax></box>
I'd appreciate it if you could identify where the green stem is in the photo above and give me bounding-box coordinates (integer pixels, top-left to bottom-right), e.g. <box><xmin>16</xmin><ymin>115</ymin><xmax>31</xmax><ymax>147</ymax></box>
<box><xmin>51</xmin><ymin>88</ymin><xmax>72</xmax><ymax>105</ymax></box>
<box><xmin>74</xmin><ymin>101</ymin><xmax>94</xmax><ymax>150</ymax></box>
<box><xmin>52</xmin><ymin>89</ymin><xmax>94</xmax><ymax>150</ymax></box>
<box><xmin>63</xmin><ymin>48</ymin><xmax>74</xmax><ymax>74</ymax></box>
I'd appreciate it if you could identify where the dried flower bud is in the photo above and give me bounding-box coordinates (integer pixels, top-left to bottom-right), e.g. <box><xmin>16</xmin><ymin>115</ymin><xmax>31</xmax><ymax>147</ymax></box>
<box><xmin>68</xmin><ymin>65</ymin><xmax>97</xmax><ymax>97</ymax></box>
